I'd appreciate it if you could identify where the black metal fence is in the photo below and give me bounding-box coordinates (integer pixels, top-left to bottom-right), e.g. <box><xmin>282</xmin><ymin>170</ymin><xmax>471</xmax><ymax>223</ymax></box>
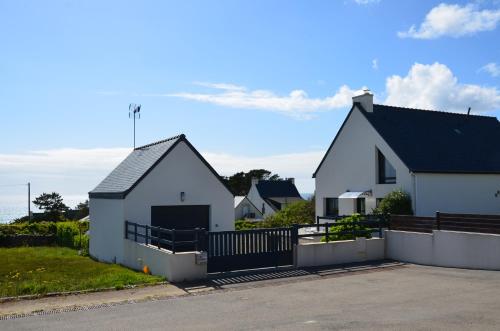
<box><xmin>300</xmin><ymin>216</ymin><xmax>387</xmax><ymax>242</ymax></box>
<box><xmin>124</xmin><ymin>221</ymin><xmax>206</xmax><ymax>253</ymax></box>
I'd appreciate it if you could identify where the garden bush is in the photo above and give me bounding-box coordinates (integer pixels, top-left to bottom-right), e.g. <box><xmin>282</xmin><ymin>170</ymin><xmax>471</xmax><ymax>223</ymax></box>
<box><xmin>322</xmin><ymin>214</ymin><xmax>372</xmax><ymax>242</ymax></box>
<box><xmin>235</xmin><ymin>219</ymin><xmax>262</xmax><ymax>230</ymax></box>
<box><xmin>374</xmin><ymin>189</ymin><xmax>413</xmax><ymax>216</ymax></box>
<box><xmin>0</xmin><ymin>221</ymin><xmax>89</xmax><ymax>252</ymax></box>
<box><xmin>262</xmin><ymin>200</ymin><xmax>315</xmax><ymax>228</ymax></box>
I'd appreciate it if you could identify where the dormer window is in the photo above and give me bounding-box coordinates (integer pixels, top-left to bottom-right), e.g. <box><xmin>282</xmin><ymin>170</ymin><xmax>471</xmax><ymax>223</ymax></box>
<box><xmin>378</xmin><ymin>150</ymin><xmax>396</xmax><ymax>184</ymax></box>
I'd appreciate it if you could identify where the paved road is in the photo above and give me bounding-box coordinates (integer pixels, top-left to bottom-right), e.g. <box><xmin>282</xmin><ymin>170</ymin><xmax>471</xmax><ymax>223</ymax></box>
<box><xmin>3</xmin><ymin>264</ymin><xmax>500</xmax><ymax>330</ymax></box>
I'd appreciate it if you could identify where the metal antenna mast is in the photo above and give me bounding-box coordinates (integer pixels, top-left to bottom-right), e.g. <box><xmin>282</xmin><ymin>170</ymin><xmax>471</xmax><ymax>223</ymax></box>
<box><xmin>129</xmin><ymin>104</ymin><xmax>141</xmax><ymax>148</ymax></box>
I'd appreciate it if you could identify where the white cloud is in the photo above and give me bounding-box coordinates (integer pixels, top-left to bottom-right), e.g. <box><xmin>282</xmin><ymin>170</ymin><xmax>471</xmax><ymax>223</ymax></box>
<box><xmin>398</xmin><ymin>3</ymin><xmax>500</xmax><ymax>39</ymax></box>
<box><xmin>192</xmin><ymin>81</ymin><xmax>246</xmax><ymax>91</ymax></box>
<box><xmin>480</xmin><ymin>62</ymin><xmax>500</xmax><ymax>77</ymax></box>
<box><xmin>384</xmin><ymin>62</ymin><xmax>500</xmax><ymax>112</ymax></box>
<box><xmin>0</xmin><ymin>147</ymin><xmax>322</xmax><ymax>214</ymax></box>
<box><xmin>168</xmin><ymin>84</ymin><xmax>364</xmax><ymax>119</ymax></box>
<box><xmin>372</xmin><ymin>58</ymin><xmax>379</xmax><ymax>70</ymax></box>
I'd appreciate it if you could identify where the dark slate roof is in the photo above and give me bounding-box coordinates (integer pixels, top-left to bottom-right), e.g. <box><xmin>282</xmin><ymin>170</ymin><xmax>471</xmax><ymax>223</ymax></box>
<box><xmin>364</xmin><ymin>104</ymin><xmax>500</xmax><ymax>173</ymax></box>
<box><xmin>314</xmin><ymin>103</ymin><xmax>500</xmax><ymax>176</ymax></box>
<box><xmin>90</xmin><ymin>134</ymin><xmax>233</xmax><ymax>199</ymax></box>
<box><xmin>264</xmin><ymin>198</ymin><xmax>280</xmax><ymax>211</ymax></box>
<box><xmin>256</xmin><ymin>180</ymin><xmax>302</xmax><ymax>199</ymax></box>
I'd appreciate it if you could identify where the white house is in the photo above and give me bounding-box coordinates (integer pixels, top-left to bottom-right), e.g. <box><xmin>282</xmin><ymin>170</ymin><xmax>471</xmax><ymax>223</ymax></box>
<box><xmin>247</xmin><ymin>178</ymin><xmax>303</xmax><ymax>218</ymax></box>
<box><xmin>89</xmin><ymin>134</ymin><xmax>234</xmax><ymax>264</ymax></box>
<box><xmin>234</xmin><ymin>196</ymin><xmax>263</xmax><ymax>220</ymax></box>
<box><xmin>314</xmin><ymin>91</ymin><xmax>500</xmax><ymax>218</ymax></box>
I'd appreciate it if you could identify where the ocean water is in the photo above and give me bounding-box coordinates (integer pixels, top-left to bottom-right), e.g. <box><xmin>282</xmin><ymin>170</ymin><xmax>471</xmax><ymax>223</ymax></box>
<box><xmin>0</xmin><ymin>195</ymin><xmax>87</xmax><ymax>224</ymax></box>
<box><xmin>0</xmin><ymin>205</ymin><xmax>29</xmax><ymax>223</ymax></box>
<box><xmin>0</xmin><ymin>194</ymin><xmax>314</xmax><ymax>224</ymax></box>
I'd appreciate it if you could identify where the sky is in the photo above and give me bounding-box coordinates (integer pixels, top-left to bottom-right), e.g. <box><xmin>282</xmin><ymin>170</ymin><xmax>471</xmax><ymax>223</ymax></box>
<box><xmin>1</xmin><ymin>0</ymin><xmax>500</xmax><ymax>212</ymax></box>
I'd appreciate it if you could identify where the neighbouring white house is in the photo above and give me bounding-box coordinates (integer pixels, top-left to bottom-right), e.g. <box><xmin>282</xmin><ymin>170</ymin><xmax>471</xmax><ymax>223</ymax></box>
<box><xmin>89</xmin><ymin>134</ymin><xmax>234</xmax><ymax>264</ymax></box>
<box><xmin>247</xmin><ymin>178</ymin><xmax>303</xmax><ymax>218</ymax></box>
<box><xmin>314</xmin><ymin>90</ymin><xmax>500</xmax><ymax>218</ymax></box>
<box><xmin>234</xmin><ymin>196</ymin><xmax>263</xmax><ymax>220</ymax></box>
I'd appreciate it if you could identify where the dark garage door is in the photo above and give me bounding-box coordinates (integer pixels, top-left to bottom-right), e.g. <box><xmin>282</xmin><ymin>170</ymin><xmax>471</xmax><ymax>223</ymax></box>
<box><xmin>151</xmin><ymin>205</ymin><xmax>210</xmax><ymax>230</ymax></box>
<box><xmin>151</xmin><ymin>205</ymin><xmax>210</xmax><ymax>252</ymax></box>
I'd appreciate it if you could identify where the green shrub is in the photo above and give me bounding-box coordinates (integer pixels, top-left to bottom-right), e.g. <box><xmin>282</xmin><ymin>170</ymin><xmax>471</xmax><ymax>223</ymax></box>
<box><xmin>374</xmin><ymin>189</ymin><xmax>413</xmax><ymax>216</ymax></box>
<box><xmin>0</xmin><ymin>222</ymin><xmax>57</xmax><ymax>236</ymax></box>
<box><xmin>56</xmin><ymin>222</ymin><xmax>79</xmax><ymax>247</ymax></box>
<box><xmin>73</xmin><ymin>234</ymin><xmax>89</xmax><ymax>255</ymax></box>
<box><xmin>0</xmin><ymin>221</ymin><xmax>89</xmax><ymax>251</ymax></box>
<box><xmin>262</xmin><ymin>200</ymin><xmax>315</xmax><ymax>228</ymax></box>
<box><xmin>235</xmin><ymin>219</ymin><xmax>261</xmax><ymax>230</ymax></box>
<box><xmin>322</xmin><ymin>214</ymin><xmax>372</xmax><ymax>242</ymax></box>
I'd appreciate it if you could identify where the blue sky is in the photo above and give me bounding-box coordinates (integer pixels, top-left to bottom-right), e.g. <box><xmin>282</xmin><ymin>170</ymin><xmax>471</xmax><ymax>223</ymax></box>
<box><xmin>1</xmin><ymin>0</ymin><xmax>500</xmax><ymax>211</ymax></box>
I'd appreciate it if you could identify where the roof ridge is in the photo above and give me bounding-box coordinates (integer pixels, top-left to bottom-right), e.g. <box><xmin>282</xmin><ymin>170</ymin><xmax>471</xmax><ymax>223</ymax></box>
<box><xmin>135</xmin><ymin>134</ymin><xmax>185</xmax><ymax>150</ymax></box>
<box><xmin>373</xmin><ymin>103</ymin><xmax>496</xmax><ymax>119</ymax></box>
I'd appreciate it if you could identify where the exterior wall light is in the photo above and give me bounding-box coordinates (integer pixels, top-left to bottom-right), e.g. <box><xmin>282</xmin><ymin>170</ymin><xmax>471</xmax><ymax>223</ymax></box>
<box><xmin>180</xmin><ymin>192</ymin><xmax>186</xmax><ymax>202</ymax></box>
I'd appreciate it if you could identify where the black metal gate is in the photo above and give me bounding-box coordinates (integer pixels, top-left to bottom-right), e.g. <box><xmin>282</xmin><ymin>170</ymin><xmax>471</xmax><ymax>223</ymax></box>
<box><xmin>207</xmin><ymin>228</ymin><xmax>295</xmax><ymax>273</ymax></box>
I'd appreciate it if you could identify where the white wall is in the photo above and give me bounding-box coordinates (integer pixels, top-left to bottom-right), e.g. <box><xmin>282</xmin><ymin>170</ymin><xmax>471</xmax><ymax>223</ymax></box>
<box><xmin>89</xmin><ymin>198</ymin><xmax>125</xmax><ymax>263</ymax></box>
<box><xmin>315</xmin><ymin>106</ymin><xmax>412</xmax><ymax>217</ymax></box>
<box><xmin>124</xmin><ymin>141</ymin><xmax>234</xmax><ymax>232</ymax></box>
<box><xmin>414</xmin><ymin>173</ymin><xmax>500</xmax><ymax>216</ymax></box>
<box><xmin>235</xmin><ymin>198</ymin><xmax>263</xmax><ymax>220</ymax></box>
<box><xmin>386</xmin><ymin>230</ymin><xmax>500</xmax><ymax>270</ymax></box>
<box><xmin>123</xmin><ymin>240</ymin><xmax>207</xmax><ymax>282</ymax></box>
<box><xmin>296</xmin><ymin>238</ymin><xmax>385</xmax><ymax>267</ymax></box>
<box><xmin>247</xmin><ymin>184</ymin><xmax>276</xmax><ymax>218</ymax></box>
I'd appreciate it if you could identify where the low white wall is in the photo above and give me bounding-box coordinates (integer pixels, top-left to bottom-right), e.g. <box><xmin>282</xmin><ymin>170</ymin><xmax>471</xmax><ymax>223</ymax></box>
<box><xmin>123</xmin><ymin>240</ymin><xmax>207</xmax><ymax>282</ymax></box>
<box><xmin>386</xmin><ymin>230</ymin><xmax>500</xmax><ymax>270</ymax></box>
<box><xmin>296</xmin><ymin>238</ymin><xmax>385</xmax><ymax>267</ymax></box>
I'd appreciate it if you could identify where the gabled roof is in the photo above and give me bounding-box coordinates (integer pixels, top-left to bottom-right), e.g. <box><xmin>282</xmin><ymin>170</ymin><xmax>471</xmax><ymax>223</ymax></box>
<box><xmin>313</xmin><ymin>103</ymin><xmax>500</xmax><ymax>177</ymax></box>
<box><xmin>264</xmin><ymin>198</ymin><xmax>280</xmax><ymax>211</ymax></box>
<box><xmin>89</xmin><ymin>134</ymin><xmax>233</xmax><ymax>199</ymax></box>
<box><xmin>234</xmin><ymin>196</ymin><xmax>246</xmax><ymax>208</ymax></box>
<box><xmin>363</xmin><ymin>104</ymin><xmax>500</xmax><ymax>174</ymax></box>
<box><xmin>234</xmin><ymin>196</ymin><xmax>263</xmax><ymax>216</ymax></box>
<box><xmin>255</xmin><ymin>180</ymin><xmax>302</xmax><ymax>199</ymax></box>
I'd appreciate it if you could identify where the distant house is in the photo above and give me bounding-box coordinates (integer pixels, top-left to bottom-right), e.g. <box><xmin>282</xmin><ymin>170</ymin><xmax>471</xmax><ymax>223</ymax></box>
<box><xmin>314</xmin><ymin>91</ymin><xmax>500</xmax><ymax>218</ymax></box>
<box><xmin>234</xmin><ymin>196</ymin><xmax>263</xmax><ymax>220</ymax></box>
<box><xmin>89</xmin><ymin>134</ymin><xmax>234</xmax><ymax>264</ymax></box>
<box><xmin>247</xmin><ymin>178</ymin><xmax>303</xmax><ymax>218</ymax></box>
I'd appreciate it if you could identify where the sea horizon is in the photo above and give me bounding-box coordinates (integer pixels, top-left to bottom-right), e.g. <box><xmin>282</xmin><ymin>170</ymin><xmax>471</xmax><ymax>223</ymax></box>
<box><xmin>0</xmin><ymin>193</ymin><xmax>314</xmax><ymax>224</ymax></box>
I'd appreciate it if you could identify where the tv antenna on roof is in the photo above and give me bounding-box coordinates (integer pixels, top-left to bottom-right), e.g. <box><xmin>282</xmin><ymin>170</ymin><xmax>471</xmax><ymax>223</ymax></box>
<box><xmin>129</xmin><ymin>103</ymin><xmax>141</xmax><ymax>148</ymax></box>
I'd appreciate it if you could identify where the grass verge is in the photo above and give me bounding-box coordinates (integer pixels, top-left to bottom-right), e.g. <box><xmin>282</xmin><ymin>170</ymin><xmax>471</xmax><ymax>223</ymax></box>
<box><xmin>0</xmin><ymin>247</ymin><xmax>164</xmax><ymax>298</ymax></box>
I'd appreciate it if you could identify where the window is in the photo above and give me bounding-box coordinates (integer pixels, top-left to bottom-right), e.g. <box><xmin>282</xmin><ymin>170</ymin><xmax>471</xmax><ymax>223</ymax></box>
<box><xmin>356</xmin><ymin>198</ymin><xmax>366</xmax><ymax>214</ymax></box>
<box><xmin>378</xmin><ymin>150</ymin><xmax>396</xmax><ymax>184</ymax></box>
<box><xmin>325</xmin><ymin>198</ymin><xmax>339</xmax><ymax>217</ymax></box>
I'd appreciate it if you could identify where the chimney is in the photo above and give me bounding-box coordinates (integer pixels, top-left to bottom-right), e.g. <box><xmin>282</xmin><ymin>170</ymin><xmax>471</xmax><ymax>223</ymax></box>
<box><xmin>288</xmin><ymin>178</ymin><xmax>295</xmax><ymax>184</ymax></box>
<box><xmin>251</xmin><ymin>177</ymin><xmax>259</xmax><ymax>186</ymax></box>
<box><xmin>352</xmin><ymin>89</ymin><xmax>373</xmax><ymax>113</ymax></box>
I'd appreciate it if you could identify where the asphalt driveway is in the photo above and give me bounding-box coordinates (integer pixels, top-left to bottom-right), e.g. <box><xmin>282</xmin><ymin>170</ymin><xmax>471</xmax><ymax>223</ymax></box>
<box><xmin>2</xmin><ymin>264</ymin><xmax>500</xmax><ymax>330</ymax></box>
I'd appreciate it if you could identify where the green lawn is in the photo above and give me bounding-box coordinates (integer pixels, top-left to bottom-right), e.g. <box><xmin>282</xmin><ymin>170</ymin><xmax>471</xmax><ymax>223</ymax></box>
<box><xmin>0</xmin><ymin>247</ymin><xmax>164</xmax><ymax>298</ymax></box>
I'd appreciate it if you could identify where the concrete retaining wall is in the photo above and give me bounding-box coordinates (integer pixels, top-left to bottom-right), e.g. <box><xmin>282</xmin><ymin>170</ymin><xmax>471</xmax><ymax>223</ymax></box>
<box><xmin>296</xmin><ymin>238</ymin><xmax>385</xmax><ymax>267</ymax></box>
<box><xmin>122</xmin><ymin>240</ymin><xmax>207</xmax><ymax>282</ymax></box>
<box><xmin>386</xmin><ymin>230</ymin><xmax>500</xmax><ymax>270</ymax></box>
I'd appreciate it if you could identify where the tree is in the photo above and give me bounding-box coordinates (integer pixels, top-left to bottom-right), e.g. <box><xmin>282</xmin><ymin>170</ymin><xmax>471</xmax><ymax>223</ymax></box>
<box><xmin>32</xmin><ymin>192</ymin><xmax>69</xmax><ymax>222</ymax></box>
<box><xmin>74</xmin><ymin>200</ymin><xmax>89</xmax><ymax>220</ymax></box>
<box><xmin>374</xmin><ymin>189</ymin><xmax>413</xmax><ymax>216</ymax></box>
<box><xmin>223</xmin><ymin>169</ymin><xmax>282</xmax><ymax>195</ymax></box>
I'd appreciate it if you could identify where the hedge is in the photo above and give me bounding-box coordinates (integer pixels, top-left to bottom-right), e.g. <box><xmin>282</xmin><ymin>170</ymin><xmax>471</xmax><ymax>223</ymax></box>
<box><xmin>0</xmin><ymin>221</ymin><xmax>89</xmax><ymax>255</ymax></box>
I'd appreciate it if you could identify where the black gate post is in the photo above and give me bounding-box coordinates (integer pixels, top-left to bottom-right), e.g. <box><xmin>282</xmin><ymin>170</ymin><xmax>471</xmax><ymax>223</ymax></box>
<box><xmin>291</xmin><ymin>225</ymin><xmax>299</xmax><ymax>245</ymax></box>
